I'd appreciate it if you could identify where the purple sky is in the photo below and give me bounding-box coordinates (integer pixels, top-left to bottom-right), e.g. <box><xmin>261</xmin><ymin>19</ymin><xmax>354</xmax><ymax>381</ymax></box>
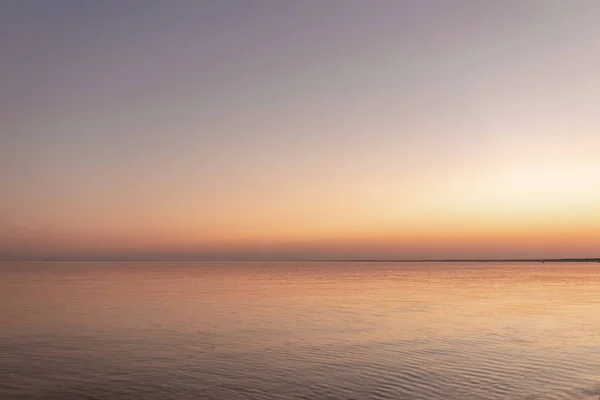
<box><xmin>2</xmin><ymin>1</ymin><xmax>600</xmax><ymax>260</ymax></box>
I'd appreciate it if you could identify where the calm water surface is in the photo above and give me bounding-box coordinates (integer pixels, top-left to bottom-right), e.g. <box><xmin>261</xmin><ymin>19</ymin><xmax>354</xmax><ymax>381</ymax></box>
<box><xmin>1</xmin><ymin>261</ymin><xmax>600</xmax><ymax>399</ymax></box>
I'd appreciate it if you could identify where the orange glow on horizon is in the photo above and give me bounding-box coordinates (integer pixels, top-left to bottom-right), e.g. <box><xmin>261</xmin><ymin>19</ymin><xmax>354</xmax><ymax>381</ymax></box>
<box><xmin>3</xmin><ymin>2</ymin><xmax>600</xmax><ymax>260</ymax></box>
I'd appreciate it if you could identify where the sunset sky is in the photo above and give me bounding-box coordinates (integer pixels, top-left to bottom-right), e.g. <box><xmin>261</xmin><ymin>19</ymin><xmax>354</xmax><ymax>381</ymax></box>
<box><xmin>2</xmin><ymin>1</ymin><xmax>600</xmax><ymax>260</ymax></box>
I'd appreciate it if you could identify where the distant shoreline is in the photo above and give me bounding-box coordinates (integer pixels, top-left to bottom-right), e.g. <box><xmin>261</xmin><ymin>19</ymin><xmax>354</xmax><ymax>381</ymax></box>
<box><xmin>2</xmin><ymin>258</ymin><xmax>599</xmax><ymax>263</ymax></box>
<box><xmin>325</xmin><ymin>258</ymin><xmax>600</xmax><ymax>263</ymax></box>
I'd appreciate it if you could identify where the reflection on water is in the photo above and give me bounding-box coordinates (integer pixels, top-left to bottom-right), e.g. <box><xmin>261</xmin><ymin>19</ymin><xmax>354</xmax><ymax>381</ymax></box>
<box><xmin>1</xmin><ymin>261</ymin><xmax>600</xmax><ymax>399</ymax></box>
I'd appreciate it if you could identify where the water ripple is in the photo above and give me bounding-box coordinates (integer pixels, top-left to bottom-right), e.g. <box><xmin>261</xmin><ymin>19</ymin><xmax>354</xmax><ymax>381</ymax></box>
<box><xmin>1</xmin><ymin>261</ymin><xmax>600</xmax><ymax>399</ymax></box>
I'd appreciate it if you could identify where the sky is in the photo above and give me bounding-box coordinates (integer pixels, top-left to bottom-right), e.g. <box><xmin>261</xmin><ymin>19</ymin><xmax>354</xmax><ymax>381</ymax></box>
<box><xmin>2</xmin><ymin>0</ymin><xmax>600</xmax><ymax>260</ymax></box>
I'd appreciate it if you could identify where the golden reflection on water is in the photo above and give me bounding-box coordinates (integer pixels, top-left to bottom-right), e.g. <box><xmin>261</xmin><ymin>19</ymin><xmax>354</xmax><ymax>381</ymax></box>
<box><xmin>2</xmin><ymin>261</ymin><xmax>600</xmax><ymax>400</ymax></box>
<box><xmin>4</xmin><ymin>262</ymin><xmax>599</xmax><ymax>343</ymax></box>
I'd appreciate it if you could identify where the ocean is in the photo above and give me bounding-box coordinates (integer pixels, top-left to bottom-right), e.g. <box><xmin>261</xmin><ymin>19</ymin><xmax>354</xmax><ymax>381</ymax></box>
<box><xmin>1</xmin><ymin>261</ymin><xmax>600</xmax><ymax>399</ymax></box>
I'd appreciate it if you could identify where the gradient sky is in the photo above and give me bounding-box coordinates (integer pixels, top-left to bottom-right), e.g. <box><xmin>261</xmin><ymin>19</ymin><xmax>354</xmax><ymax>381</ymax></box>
<box><xmin>2</xmin><ymin>0</ymin><xmax>600</xmax><ymax>260</ymax></box>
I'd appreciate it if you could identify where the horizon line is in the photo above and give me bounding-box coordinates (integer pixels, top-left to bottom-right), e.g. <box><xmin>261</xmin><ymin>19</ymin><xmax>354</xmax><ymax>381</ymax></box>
<box><xmin>2</xmin><ymin>258</ymin><xmax>600</xmax><ymax>263</ymax></box>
